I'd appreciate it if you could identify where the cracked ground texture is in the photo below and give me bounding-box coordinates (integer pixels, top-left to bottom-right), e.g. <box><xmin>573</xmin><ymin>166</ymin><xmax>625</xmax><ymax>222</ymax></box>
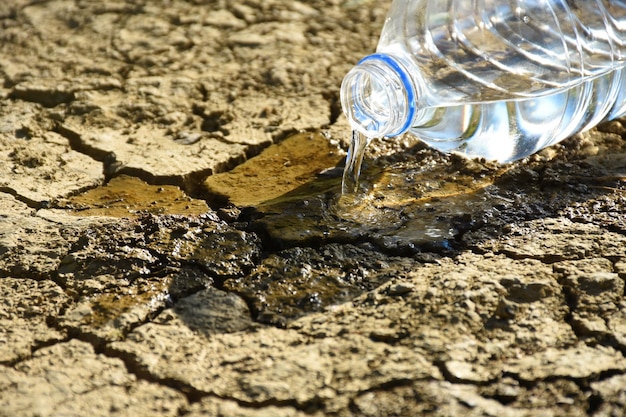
<box><xmin>1</xmin><ymin>0</ymin><xmax>625</xmax><ymax>416</ymax></box>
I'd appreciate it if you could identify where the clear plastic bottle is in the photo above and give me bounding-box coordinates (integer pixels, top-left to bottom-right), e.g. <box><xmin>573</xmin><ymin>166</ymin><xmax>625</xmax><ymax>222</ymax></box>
<box><xmin>340</xmin><ymin>0</ymin><xmax>626</xmax><ymax>192</ymax></box>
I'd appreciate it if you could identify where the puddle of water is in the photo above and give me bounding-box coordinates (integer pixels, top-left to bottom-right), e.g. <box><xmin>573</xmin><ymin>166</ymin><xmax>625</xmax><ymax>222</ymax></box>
<box><xmin>339</xmin><ymin>158</ymin><xmax>504</xmax><ymax>239</ymax></box>
<box><xmin>59</xmin><ymin>175</ymin><xmax>209</xmax><ymax>217</ymax></box>
<box><xmin>247</xmin><ymin>137</ymin><xmax>507</xmax><ymax>251</ymax></box>
<box><xmin>202</xmin><ymin>132</ymin><xmax>345</xmax><ymax>207</ymax></box>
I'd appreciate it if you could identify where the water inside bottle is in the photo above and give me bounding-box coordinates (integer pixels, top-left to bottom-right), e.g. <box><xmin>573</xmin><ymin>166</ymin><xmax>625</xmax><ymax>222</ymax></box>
<box><xmin>411</xmin><ymin>69</ymin><xmax>624</xmax><ymax>162</ymax></box>
<box><xmin>341</xmin><ymin>67</ymin><xmax>626</xmax><ymax>194</ymax></box>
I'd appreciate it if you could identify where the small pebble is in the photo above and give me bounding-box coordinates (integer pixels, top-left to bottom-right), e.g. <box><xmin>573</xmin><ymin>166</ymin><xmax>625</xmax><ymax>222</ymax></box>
<box><xmin>387</xmin><ymin>282</ymin><xmax>414</xmax><ymax>296</ymax></box>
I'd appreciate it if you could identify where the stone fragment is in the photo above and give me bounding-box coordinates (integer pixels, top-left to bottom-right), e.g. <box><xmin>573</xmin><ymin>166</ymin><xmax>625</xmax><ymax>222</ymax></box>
<box><xmin>229</xmin><ymin>32</ymin><xmax>272</xmax><ymax>47</ymax></box>
<box><xmin>386</xmin><ymin>281</ymin><xmax>415</xmax><ymax>296</ymax></box>
<box><xmin>205</xmin><ymin>9</ymin><xmax>247</xmax><ymax>29</ymax></box>
<box><xmin>153</xmin><ymin>288</ymin><xmax>255</xmax><ymax>335</ymax></box>
<box><xmin>444</xmin><ymin>360</ymin><xmax>498</xmax><ymax>383</ymax></box>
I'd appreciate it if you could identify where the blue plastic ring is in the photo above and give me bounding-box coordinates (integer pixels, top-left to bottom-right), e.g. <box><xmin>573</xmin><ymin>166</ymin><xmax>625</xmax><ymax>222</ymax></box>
<box><xmin>357</xmin><ymin>53</ymin><xmax>416</xmax><ymax>136</ymax></box>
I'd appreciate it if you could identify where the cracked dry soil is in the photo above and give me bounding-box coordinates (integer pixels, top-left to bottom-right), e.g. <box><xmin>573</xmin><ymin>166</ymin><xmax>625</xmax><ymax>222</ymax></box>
<box><xmin>1</xmin><ymin>1</ymin><xmax>626</xmax><ymax>416</ymax></box>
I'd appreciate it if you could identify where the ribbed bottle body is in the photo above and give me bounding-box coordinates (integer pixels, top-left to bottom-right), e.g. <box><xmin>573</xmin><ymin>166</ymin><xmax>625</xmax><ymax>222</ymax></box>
<box><xmin>341</xmin><ymin>0</ymin><xmax>626</xmax><ymax>162</ymax></box>
<box><xmin>407</xmin><ymin>67</ymin><xmax>626</xmax><ymax>162</ymax></box>
<box><xmin>379</xmin><ymin>0</ymin><xmax>626</xmax><ymax>103</ymax></box>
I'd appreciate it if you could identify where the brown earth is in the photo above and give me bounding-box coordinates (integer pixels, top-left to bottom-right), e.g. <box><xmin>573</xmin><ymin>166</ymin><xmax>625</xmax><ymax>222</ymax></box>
<box><xmin>1</xmin><ymin>1</ymin><xmax>625</xmax><ymax>416</ymax></box>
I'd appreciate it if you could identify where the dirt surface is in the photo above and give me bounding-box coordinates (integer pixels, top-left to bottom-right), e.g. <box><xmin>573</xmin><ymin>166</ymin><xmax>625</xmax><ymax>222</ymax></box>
<box><xmin>1</xmin><ymin>1</ymin><xmax>626</xmax><ymax>416</ymax></box>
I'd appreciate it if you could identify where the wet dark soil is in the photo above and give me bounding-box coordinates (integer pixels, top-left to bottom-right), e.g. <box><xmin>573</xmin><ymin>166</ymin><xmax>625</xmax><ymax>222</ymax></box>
<box><xmin>53</xmin><ymin>125</ymin><xmax>626</xmax><ymax>327</ymax></box>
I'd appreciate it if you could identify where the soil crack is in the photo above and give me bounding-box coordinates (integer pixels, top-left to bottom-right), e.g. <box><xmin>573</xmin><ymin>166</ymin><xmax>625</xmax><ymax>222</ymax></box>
<box><xmin>0</xmin><ymin>187</ymin><xmax>43</xmax><ymax>209</ymax></box>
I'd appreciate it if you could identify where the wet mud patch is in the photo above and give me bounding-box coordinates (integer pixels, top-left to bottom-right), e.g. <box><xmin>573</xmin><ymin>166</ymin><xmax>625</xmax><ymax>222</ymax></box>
<box><xmin>223</xmin><ymin>243</ymin><xmax>419</xmax><ymax>326</ymax></box>
<box><xmin>57</xmin><ymin>175</ymin><xmax>209</xmax><ymax>217</ymax></box>
<box><xmin>242</xmin><ymin>141</ymin><xmax>511</xmax><ymax>254</ymax></box>
<box><xmin>261</xmin><ymin>158</ymin><xmax>509</xmax><ymax>253</ymax></box>
<box><xmin>202</xmin><ymin>131</ymin><xmax>508</xmax><ymax>253</ymax></box>
<box><xmin>54</xmin><ymin>212</ymin><xmax>262</xmax><ymax>342</ymax></box>
<box><xmin>201</xmin><ymin>131</ymin><xmax>344</xmax><ymax>207</ymax></box>
<box><xmin>192</xmin><ymin>128</ymin><xmax>626</xmax><ymax>327</ymax></box>
<box><xmin>47</xmin><ymin>125</ymin><xmax>626</xmax><ymax>335</ymax></box>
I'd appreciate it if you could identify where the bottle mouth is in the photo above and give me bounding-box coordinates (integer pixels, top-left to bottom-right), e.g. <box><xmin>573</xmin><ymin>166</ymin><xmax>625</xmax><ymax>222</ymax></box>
<box><xmin>340</xmin><ymin>53</ymin><xmax>417</xmax><ymax>138</ymax></box>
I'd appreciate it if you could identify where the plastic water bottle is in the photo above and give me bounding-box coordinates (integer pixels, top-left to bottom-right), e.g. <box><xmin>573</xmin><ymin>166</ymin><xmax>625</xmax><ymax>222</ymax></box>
<box><xmin>340</xmin><ymin>0</ymin><xmax>626</xmax><ymax>193</ymax></box>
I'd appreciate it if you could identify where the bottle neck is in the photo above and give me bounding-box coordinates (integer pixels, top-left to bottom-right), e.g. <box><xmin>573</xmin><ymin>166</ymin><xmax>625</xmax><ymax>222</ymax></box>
<box><xmin>340</xmin><ymin>53</ymin><xmax>417</xmax><ymax>138</ymax></box>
